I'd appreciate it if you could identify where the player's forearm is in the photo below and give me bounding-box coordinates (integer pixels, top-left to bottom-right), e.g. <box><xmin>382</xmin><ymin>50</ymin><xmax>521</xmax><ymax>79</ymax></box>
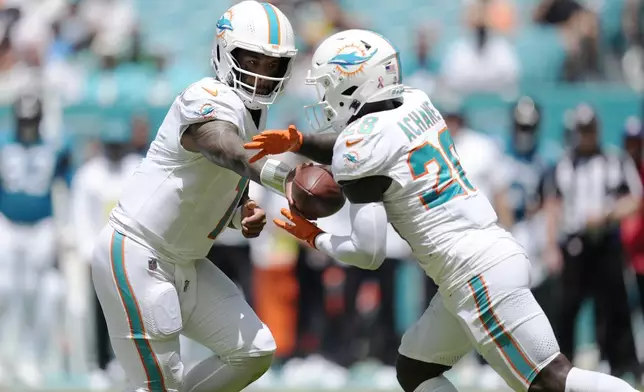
<box><xmin>314</xmin><ymin>202</ymin><xmax>387</xmax><ymax>270</ymax></box>
<box><xmin>315</xmin><ymin>233</ymin><xmax>386</xmax><ymax>269</ymax></box>
<box><xmin>191</xmin><ymin>123</ymin><xmax>265</xmax><ymax>182</ymax></box>
<box><xmin>493</xmin><ymin>191</ymin><xmax>514</xmax><ymax>229</ymax></box>
<box><xmin>187</xmin><ymin>121</ymin><xmax>292</xmax><ymax>195</ymax></box>
<box><xmin>608</xmin><ymin>195</ymin><xmax>641</xmax><ymax>222</ymax></box>
<box><xmin>544</xmin><ymin>196</ymin><xmax>561</xmax><ymax>248</ymax></box>
<box><xmin>298</xmin><ymin>133</ymin><xmax>338</xmax><ymax>165</ymax></box>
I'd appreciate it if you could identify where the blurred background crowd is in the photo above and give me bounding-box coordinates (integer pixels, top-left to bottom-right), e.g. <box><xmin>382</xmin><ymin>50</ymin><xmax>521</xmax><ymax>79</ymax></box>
<box><xmin>0</xmin><ymin>0</ymin><xmax>643</xmax><ymax>391</ymax></box>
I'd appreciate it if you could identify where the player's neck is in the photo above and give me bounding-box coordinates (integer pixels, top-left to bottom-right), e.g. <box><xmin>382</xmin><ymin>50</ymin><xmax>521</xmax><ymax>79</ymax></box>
<box><xmin>349</xmin><ymin>99</ymin><xmax>401</xmax><ymax>123</ymax></box>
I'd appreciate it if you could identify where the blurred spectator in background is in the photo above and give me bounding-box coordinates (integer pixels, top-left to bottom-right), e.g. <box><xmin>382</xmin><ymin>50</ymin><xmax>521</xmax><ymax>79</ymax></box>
<box><xmin>622</xmin><ymin>0</ymin><xmax>644</xmax><ymax>91</ymax></box>
<box><xmin>46</xmin><ymin>0</ymin><xmax>95</xmax><ymax>103</ymax></box>
<box><xmin>129</xmin><ymin>114</ymin><xmax>150</xmax><ymax>156</ymax></box>
<box><xmin>0</xmin><ymin>6</ymin><xmax>20</xmax><ymax>82</ymax></box>
<box><xmin>316</xmin><ymin>204</ymin><xmax>411</xmax><ymax>368</ymax></box>
<box><xmin>272</xmin><ymin>0</ymin><xmax>356</xmax><ymax>31</ymax></box>
<box><xmin>533</xmin><ymin>0</ymin><xmax>600</xmax><ymax>81</ymax></box>
<box><xmin>70</xmin><ymin>117</ymin><xmax>142</xmax><ymax>390</ymax></box>
<box><xmin>79</xmin><ymin>0</ymin><xmax>136</xmax><ymax>60</ymax></box>
<box><xmin>562</xmin><ymin>108</ymin><xmax>578</xmax><ymax>149</ymax></box>
<box><xmin>284</xmin><ymin>34</ymin><xmax>319</xmax><ymax>104</ymax></box>
<box><xmin>405</xmin><ymin>27</ymin><xmax>437</xmax><ymax>96</ymax></box>
<box><xmin>620</xmin><ymin>116</ymin><xmax>644</xmax><ymax>323</ymax></box>
<box><xmin>2</xmin><ymin>30</ymin><xmax>48</xmax><ymax>103</ymax></box>
<box><xmin>0</xmin><ymin>94</ymin><xmax>69</xmax><ymax>387</ymax></box>
<box><xmin>146</xmin><ymin>54</ymin><xmax>173</xmax><ymax>107</ymax></box>
<box><xmin>338</xmin><ymin>235</ymin><xmax>410</xmax><ymax>368</ymax></box>
<box><xmin>293</xmin><ymin>245</ymin><xmax>329</xmax><ymax>359</ymax></box>
<box><xmin>53</xmin><ymin>0</ymin><xmax>95</xmax><ymax>55</ymax></box>
<box><xmin>503</xmin><ymin>97</ymin><xmax>560</xmax><ymax>325</ymax></box>
<box><xmin>95</xmin><ymin>54</ymin><xmax>119</xmax><ymax>106</ymax></box>
<box><xmin>446</xmin><ymin>109</ymin><xmax>514</xmax><ymax>228</ymax></box>
<box><xmin>0</xmin><ymin>6</ymin><xmax>21</xmax><ymax>42</ymax></box>
<box><xmin>623</xmin><ymin>0</ymin><xmax>643</xmax><ymax>49</ymax></box>
<box><xmin>544</xmin><ymin>104</ymin><xmax>642</xmax><ymax>379</ymax></box>
<box><xmin>484</xmin><ymin>0</ymin><xmax>516</xmax><ymax>34</ymax></box>
<box><xmin>440</xmin><ymin>0</ymin><xmax>519</xmax><ymax>96</ymax></box>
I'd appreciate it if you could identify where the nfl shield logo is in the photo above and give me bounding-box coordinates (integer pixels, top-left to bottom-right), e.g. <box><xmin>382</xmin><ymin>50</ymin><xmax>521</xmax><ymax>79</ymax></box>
<box><xmin>148</xmin><ymin>258</ymin><xmax>158</xmax><ymax>271</ymax></box>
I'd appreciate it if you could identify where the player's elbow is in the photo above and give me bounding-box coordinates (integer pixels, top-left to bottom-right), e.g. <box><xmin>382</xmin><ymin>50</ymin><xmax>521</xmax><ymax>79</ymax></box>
<box><xmin>350</xmin><ymin>245</ymin><xmax>386</xmax><ymax>270</ymax></box>
<box><xmin>365</xmin><ymin>254</ymin><xmax>386</xmax><ymax>270</ymax></box>
<box><xmin>350</xmin><ymin>229</ymin><xmax>387</xmax><ymax>270</ymax></box>
<box><xmin>201</xmin><ymin>149</ymin><xmax>249</xmax><ymax>175</ymax></box>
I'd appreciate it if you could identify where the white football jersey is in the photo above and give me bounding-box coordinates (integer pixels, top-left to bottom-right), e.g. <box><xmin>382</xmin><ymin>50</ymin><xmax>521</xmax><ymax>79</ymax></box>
<box><xmin>110</xmin><ymin>78</ymin><xmax>267</xmax><ymax>263</ymax></box>
<box><xmin>332</xmin><ymin>89</ymin><xmax>525</xmax><ymax>293</ymax></box>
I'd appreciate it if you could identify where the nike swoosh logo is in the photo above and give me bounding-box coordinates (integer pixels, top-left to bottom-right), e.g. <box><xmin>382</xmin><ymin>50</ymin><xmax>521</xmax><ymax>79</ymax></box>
<box><xmin>345</xmin><ymin>138</ymin><xmax>363</xmax><ymax>147</ymax></box>
<box><xmin>202</xmin><ymin>86</ymin><xmax>218</xmax><ymax>97</ymax></box>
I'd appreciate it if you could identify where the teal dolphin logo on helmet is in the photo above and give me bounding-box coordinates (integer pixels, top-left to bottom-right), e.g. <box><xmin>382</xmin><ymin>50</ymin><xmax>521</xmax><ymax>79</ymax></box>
<box><xmin>328</xmin><ymin>48</ymin><xmax>378</xmax><ymax>69</ymax></box>
<box><xmin>216</xmin><ymin>11</ymin><xmax>234</xmax><ymax>37</ymax></box>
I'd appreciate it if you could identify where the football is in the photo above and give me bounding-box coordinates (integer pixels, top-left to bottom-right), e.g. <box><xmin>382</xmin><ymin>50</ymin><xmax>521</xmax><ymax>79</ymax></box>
<box><xmin>291</xmin><ymin>165</ymin><xmax>346</xmax><ymax>219</ymax></box>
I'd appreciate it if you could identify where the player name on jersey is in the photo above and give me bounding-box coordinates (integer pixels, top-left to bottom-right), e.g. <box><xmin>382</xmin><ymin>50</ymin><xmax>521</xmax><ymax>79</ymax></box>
<box><xmin>397</xmin><ymin>101</ymin><xmax>443</xmax><ymax>142</ymax></box>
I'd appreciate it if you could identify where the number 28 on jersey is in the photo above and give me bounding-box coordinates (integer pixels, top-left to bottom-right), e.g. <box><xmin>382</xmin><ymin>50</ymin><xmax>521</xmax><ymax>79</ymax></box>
<box><xmin>407</xmin><ymin>128</ymin><xmax>476</xmax><ymax>209</ymax></box>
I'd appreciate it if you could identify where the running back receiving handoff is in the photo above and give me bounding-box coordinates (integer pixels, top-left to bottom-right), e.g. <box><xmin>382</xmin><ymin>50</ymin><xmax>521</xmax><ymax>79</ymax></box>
<box><xmin>244</xmin><ymin>28</ymin><xmax>639</xmax><ymax>392</ymax></box>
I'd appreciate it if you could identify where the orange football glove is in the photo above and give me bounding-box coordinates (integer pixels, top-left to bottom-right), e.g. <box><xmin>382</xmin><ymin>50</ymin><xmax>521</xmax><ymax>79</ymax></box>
<box><xmin>273</xmin><ymin>208</ymin><xmax>323</xmax><ymax>249</ymax></box>
<box><xmin>244</xmin><ymin>125</ymin><xmax>303</xmax><ymax>163</ymax></box>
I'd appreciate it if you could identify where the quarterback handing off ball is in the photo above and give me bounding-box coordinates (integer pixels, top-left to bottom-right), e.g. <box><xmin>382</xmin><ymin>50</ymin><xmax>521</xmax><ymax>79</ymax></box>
<box><xmin>291</xmin><ymin>164</ymin><xmax>346</xmax><ymax>219</ymax></box>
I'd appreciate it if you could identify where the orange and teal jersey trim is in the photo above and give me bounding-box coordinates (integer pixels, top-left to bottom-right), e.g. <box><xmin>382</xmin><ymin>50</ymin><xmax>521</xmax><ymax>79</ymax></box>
<box><xmin>468</xmin><ymin>275</ymin><xmax>539</xmax><ymax>387</ymax></box>
<box><xmin>261</xmin><ymin>2</ymin><xmax>281</xmax><ymax>46</ymax></box>
<box><xmin>110</xmin><ymin>231</ymin><xmax>167</xmax><ymax>392</ymax></box>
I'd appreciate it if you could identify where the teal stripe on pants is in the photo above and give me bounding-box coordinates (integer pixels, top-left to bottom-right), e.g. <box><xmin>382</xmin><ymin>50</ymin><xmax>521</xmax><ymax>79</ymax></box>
<box><xmin>469</xmin><ymin>275</ymin><xmax>538</xmax><ymax>385</ymax></box>
<box><xmin>111</xmin><ymin>231</ymin><xmax>166</xmax><ymax>391</ymax></box>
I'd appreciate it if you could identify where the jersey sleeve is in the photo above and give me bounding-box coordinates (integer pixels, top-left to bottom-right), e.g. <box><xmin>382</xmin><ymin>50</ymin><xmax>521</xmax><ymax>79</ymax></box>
<box><xmin>177</xmin><ymin>79</ymin><xmax>243</xmax><ymax>130</ymax></box>
<box><xmin>332</xmin><ymin>116</ymin><xmax>402</xmax><ymax>181</ymax></box>
<box><xmin>331</xmin><ymin>123</ymin><xmax>398</xmax><ymax>183</ymax></box>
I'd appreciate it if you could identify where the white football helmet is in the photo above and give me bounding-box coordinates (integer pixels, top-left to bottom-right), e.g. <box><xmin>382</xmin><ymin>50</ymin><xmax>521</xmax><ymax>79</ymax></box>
<box><xmin>304</xmin><ymin>29</ymin><xmax>404</xmax><ymax>132</ymax></box>
<box><xmin>212</xmin><ymin>1</ymin><xmax>297</xmax><ymax>109</ymax></box>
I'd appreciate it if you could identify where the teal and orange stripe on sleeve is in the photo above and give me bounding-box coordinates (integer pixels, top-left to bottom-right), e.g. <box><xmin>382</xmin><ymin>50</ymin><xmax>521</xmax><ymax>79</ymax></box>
<box><xmin>261</xmin><ymin>2</ymin><xmax>281</xmax><ymax>45</ymax></box>
<box><xmin>468</xmin><ymin>275</ymin><xmax>539</xmax><ymax>386</ymax></box>
<box><xmin>110</xmin><ymin>231</ymin><xmax>167</xmax><ymax>392</ymax></box>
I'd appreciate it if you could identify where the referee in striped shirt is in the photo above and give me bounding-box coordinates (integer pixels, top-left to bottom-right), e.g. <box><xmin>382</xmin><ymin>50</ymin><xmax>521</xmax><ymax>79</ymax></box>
<box><xmin>544</xmin><ymin>104</ymin><xmax>643</xmax><ymax>378</ymax></box>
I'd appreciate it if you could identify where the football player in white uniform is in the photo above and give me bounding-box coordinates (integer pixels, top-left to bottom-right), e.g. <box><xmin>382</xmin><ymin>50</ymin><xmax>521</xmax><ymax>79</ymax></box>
<box><xmin>91</xmin><ymin>2</ymin><xmax>338</xmax><ymax>391</ymax></box>
<box><xmin>245</xmin><ymin>29</ymin><xmax>637</xmax><ymax>392</ymax></box>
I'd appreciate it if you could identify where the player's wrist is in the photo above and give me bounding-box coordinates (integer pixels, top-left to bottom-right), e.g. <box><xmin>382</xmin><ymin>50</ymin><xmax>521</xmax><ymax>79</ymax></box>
<box><xmin>309</xmin><ymin>229</ymin><xmax>324</xmax><ymax>249</ymax></box>
<box><xmin>260</xmin><ymin>159</ymin><xmax>292</xmax><ymax>197</ymax></box>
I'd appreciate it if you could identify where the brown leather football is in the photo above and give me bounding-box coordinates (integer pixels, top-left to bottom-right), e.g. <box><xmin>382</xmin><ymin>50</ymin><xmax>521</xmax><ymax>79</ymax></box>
<box><xmin>291</xmin><ymin>165</ymin><xmax>346</xmax><ymax>219</ymax></box>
